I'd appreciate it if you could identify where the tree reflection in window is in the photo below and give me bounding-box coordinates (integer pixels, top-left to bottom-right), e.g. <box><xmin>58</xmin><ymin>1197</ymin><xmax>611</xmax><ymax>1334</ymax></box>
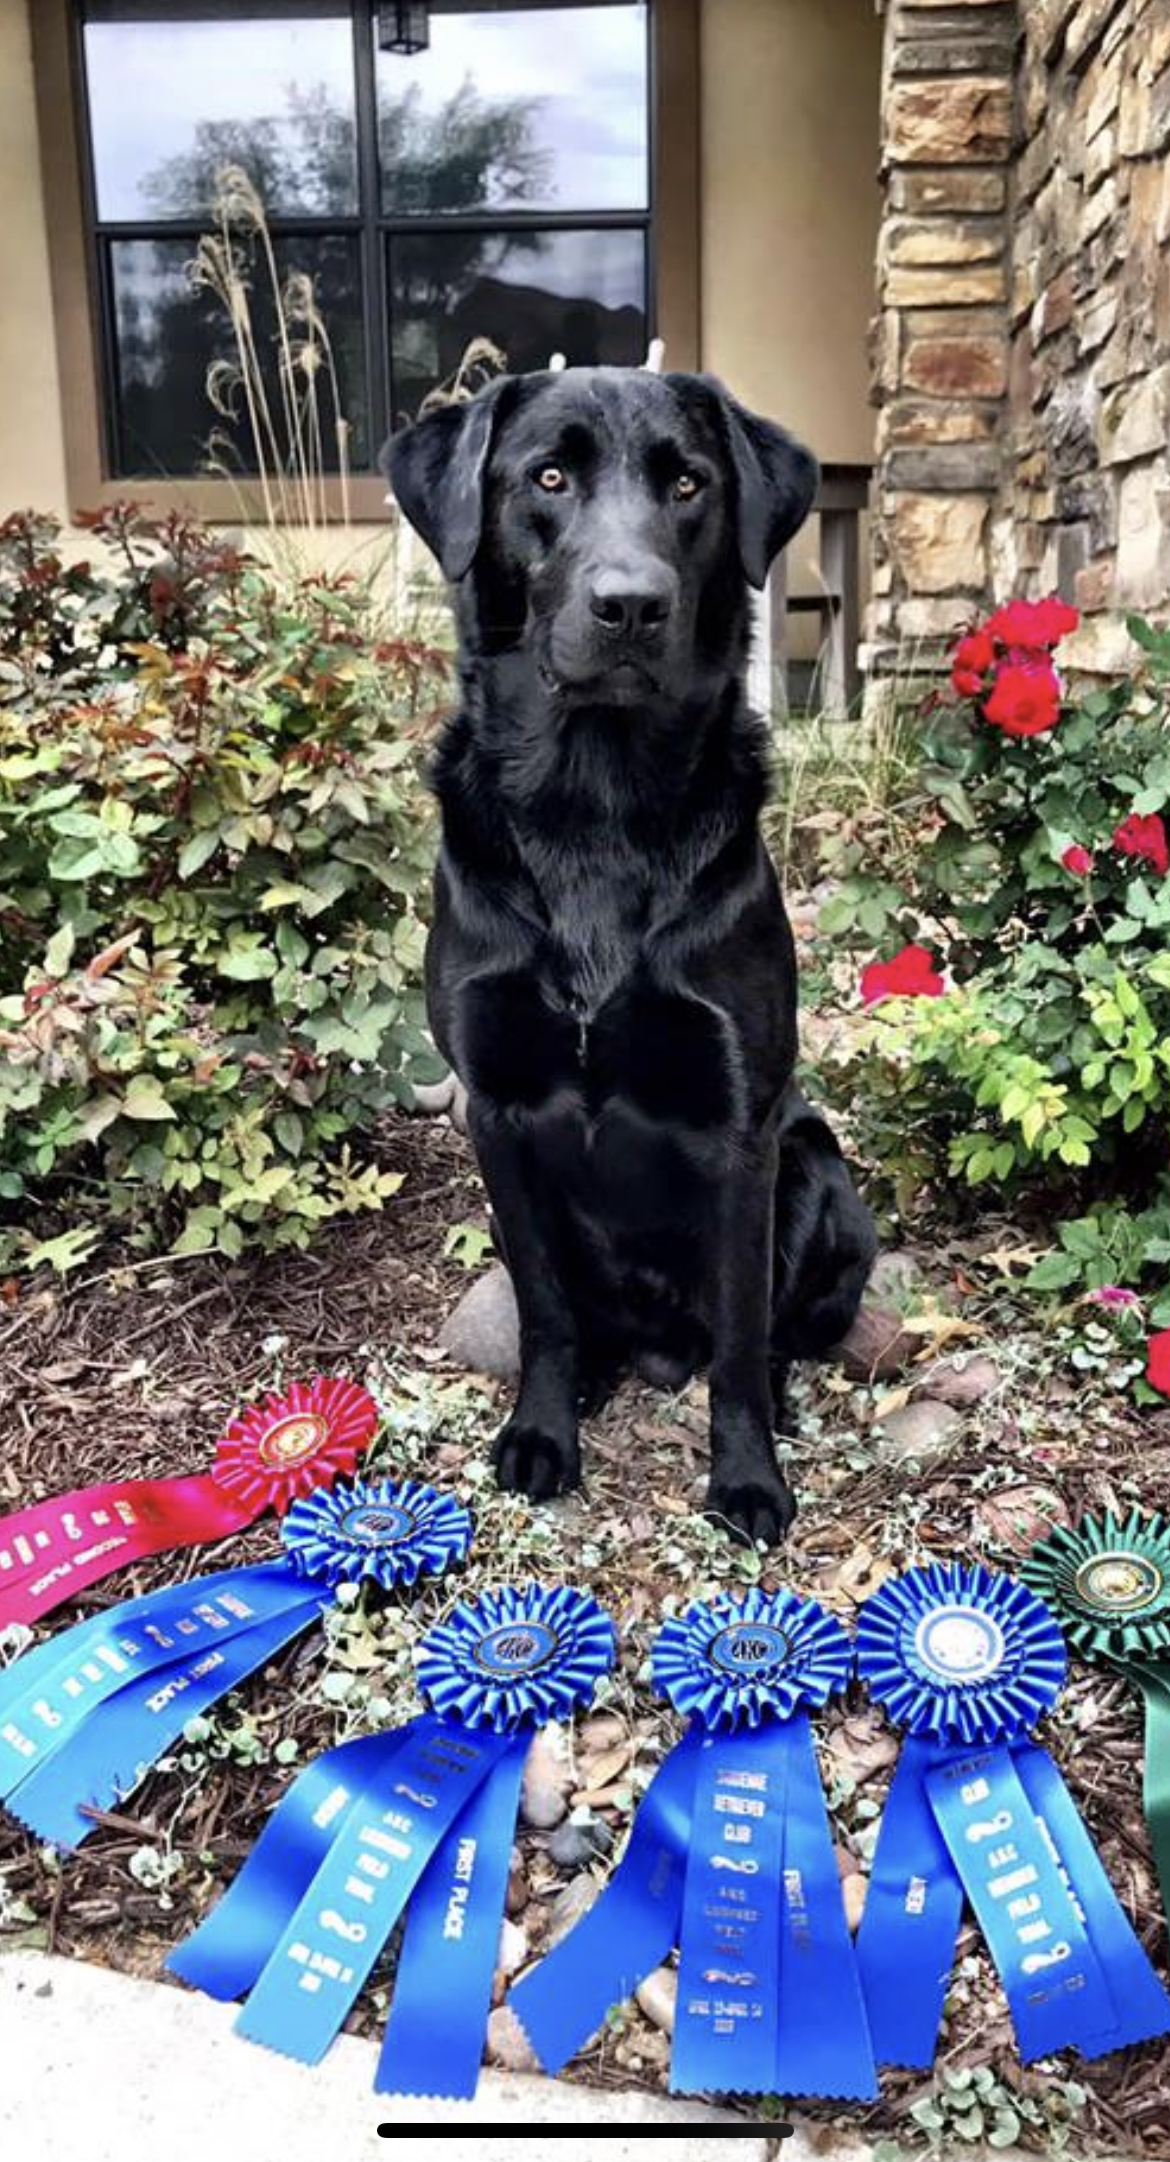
<box><xmin>80</xmin><ymin>3</ymin><xmax>650</xmax><ymax>482</ymax></box>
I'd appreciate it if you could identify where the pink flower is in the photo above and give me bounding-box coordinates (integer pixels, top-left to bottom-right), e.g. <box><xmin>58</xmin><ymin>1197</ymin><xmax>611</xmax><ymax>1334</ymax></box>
<box><xmin>1061</xmin><ymin>845</ymin><xmax>1094</xmax><ymax>876</ymax></box>
<box><xmin>1147</xmin><ymin>1329</ymin><xmax>1170</xmax><ymax>1396</ymax></box>
<box><xmin>986</xmin><ymin>596</ymin><xmax>1080</xmax><ymax>648</ymax></box>
<box><xmin>1114</xmin><ymin>813</ymin><xmax>1170</xmax><ymax>879</ymax></box>
<box><xmin>951</xmin><ymin>629</ymin><xmax>996</xmax><ymax>699</ymax></box>
<box><xmin>860</xmin><ymin>944</ymin><xmax>946</xmax><ymax>1007</ymax></box>
<box><xmin>983</xmin><ymin>660</ymin><xmax>1062</xmax><ymax>738</ymax></box>
<box><xmin>1087</xmin><ymin>1286</ymin><xmax>1141</xmax><ymax>1309</ymax></box>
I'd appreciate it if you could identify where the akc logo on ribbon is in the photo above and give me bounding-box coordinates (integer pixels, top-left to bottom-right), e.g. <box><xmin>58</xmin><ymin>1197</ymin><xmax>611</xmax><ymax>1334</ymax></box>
<box><xmin>170</xmin><ymin>1582</ymin><xmax>616</xmax><ymax>2102</ymax></box>
<box><xmin>0</xmin><ymin>1474</ymin><xmax>471</xmax><ymax>1849</ymax></box>
<box><xmin>853</xmin><ymin>1560</ymin><xmax>1170</xmax><ymax>2068</ymax></box>
<box><xmin>510</xmin><ymin>1585</ymin><xmax>878</xmax><ymax>2101</ymax></box>
<box><xmin>0</xmin><ymin>1376</ymin><xmax>379</xmax><ymax>1629</ymax></box>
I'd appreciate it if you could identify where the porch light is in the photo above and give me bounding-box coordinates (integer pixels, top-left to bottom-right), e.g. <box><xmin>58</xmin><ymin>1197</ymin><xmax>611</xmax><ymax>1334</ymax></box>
<box><xmin>378</xmin><ymin>2</ymin><xmax>430</xmax><ymax>53</ymax></box>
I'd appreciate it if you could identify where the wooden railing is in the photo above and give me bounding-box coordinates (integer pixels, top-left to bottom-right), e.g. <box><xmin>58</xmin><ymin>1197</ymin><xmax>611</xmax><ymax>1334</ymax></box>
<box><xmin>749</xmin><ymin>462</ymin><xmax>871</xmax><ymax>721</ymax></box>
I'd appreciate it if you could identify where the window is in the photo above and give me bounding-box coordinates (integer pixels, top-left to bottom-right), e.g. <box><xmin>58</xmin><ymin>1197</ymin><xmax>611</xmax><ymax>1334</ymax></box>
<box><xmin>36</xmin><ymin>0</ymin><xmax>697</xmax><ymax>513</ymax></box>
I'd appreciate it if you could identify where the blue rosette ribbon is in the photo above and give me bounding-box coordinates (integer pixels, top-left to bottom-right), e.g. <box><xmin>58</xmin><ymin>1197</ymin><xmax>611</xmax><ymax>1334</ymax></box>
<box><xmin>0</xmin><ymin>1475</ymin><xmax>472</xmax><ymax>1849</ymax></box>
<box><xmin>854</xmin><ymin>1561</ymin><xmax>1170</xmax><ymax>2068</ymax></box>
<box><xmin>170</xmin><ymin>1582</ymin><xmax>615</xmax><ymax>2101</ymax></box>
<box><xmin>510</xmin><ymin>1586</ymin><xmax>878</xmax><ymax>2100</ymax></box>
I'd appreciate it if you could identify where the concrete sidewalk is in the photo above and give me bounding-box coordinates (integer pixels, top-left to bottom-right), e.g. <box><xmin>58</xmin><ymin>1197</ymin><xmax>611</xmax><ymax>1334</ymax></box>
<box><xmin>0</xmin><ymin>1952</ymin><xmax>786</xmax><ymax>2158</ymax></box>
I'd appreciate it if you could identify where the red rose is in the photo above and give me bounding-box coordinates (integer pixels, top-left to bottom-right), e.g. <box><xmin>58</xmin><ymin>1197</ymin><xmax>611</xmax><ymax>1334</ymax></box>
<box><xmin>1061</xmin><ymin>844</ymin><xmax>1094</xmax><ymax>875</ymax></box>
<box><xmin>983</xmin><ymin>661</ymin><xmax>1062</xmax><ymax>738</ymax></box>
<box><xmin>986</xmin><ymin>596</ymin><xmax>1080</xmax><ymax>648</ymax></box>
<box><xmin>1147</xmin><ymin>1329</ymin><xmax>1170</xmax><ymax>1396</ymax></box>
<box><xmin>950</xmin><ymin>629</ymin><xmax>996</xmax><ymax>699</ymax></box>
<box><xmin>860</xmin><ymin>943</ymin><xmax>946</xmax><ymax>1007</ymax></box>
<box><xmin>1113</xmin><ymin>812</ymin><xmax>1170</xmax><ymax>878</ymax></box>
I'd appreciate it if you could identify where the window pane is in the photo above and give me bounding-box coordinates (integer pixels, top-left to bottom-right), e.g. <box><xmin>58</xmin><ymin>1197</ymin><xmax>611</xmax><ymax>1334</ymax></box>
<box><xmin>388</xmin><ymin>227</ymin><xmax>646</xmax><ymax>419</ymax></box>
<box><xmin>108</xmin><ymin>234</ymin><xmax>367</xmax><ymax>477</ymax></box>
<box><xmin>376</xmin><ymin>5</ymin><xmax>648</xmax><ymax>214</ymax></box>
<box><xmin>84</xmin><ymin>9</ymin><xmax>358</xmax><ymax>220</ymax></box>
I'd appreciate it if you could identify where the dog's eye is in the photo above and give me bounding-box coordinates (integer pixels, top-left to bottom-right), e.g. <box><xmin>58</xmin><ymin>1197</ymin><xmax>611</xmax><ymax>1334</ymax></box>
<box><xmin>673</xmin><ymin>471</ymin><xmax>702</xmax><ymax>500</ymax></box>
<box><xmin>535</xmin><ymin>465</ymin><xmax>567</xmax><ymax>493</ymax></box>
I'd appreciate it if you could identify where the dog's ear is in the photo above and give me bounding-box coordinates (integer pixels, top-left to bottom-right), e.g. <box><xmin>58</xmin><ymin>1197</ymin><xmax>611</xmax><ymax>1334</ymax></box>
<box><xmin>379</xmin><ymin>379</ymin><xmax>512</xmax><ymax>582</ymax></box>
<box><xmin>681</xmin><ymin>375</ymin><xmax>819</xmax><ymax>589</ymax></box>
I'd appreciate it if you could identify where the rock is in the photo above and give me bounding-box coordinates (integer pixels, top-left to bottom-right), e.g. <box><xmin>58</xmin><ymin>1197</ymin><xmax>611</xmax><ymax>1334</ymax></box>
<box><xmin>886</xmin><ymin>77</ymin><xmax>1012</xmax><ymax>164</ymax></box>
<box><xmin>888</xmin><ymin>493</ymin><xmax>989</xmax><ymax>593</ymax></box>
<box><xmin>869</xmin><ymin>1251</ymin><xmax>922</xmax><ymax>1304</ymax></box>
<box><xmin>438</xmin><ymin>1263</ymin><xmax>519</xmax><ymax>1382</ymax></box>
<box><xmin>885</xmin><ymin>443</ymin><xmax>1002</xmax><ymax>493</ymax></box>
<box><xmin>505</xmin><ymin>1857</ymin><xmax>528</xmax><ymax>1918</ymax></box>
<box><xmin>496</xmin><ymin>1918</ymin><xmax>528</xmax><ymax>1979</ymax></box>
<box><xmin>547</xmin><ymin>1872</ymin><xmax>598</xmax><ymax>1944</ymax></box>
<box><xmin>903</xmin><ymin>334</ymin><xmax>1008</xmax><ymax>400</ymax></box>
<box><xmin>485</xmin><ymin>2005</ymin><xmax>539</xmax><ymax>2073</ymax></box>
<box><xmin>842</xmin><ymin>1874</ymin><xmax>868</xmax><ymax>1933</ymax></box>
<box><xmin>1115</xmin><ymin>462</ymin><xmax>1170</xmax><ymax>610</ymax></box>
<box><xmin>834</xmin><ymin>1302</ymin><xmax>918</xmax><ymax>1382</ymax></box>
<box><xmin>579</xmin><ymin>1712</ymin><xmax>627</xmax><ymax>1753</ymax></box>
<box><xmin>1099</xmin><ymin>364</ymin><xmax>1170</xmax><ymax>466</ymax></box>
<box><xmin>874</xmin><ymin>1397</ymin><xmax>964</xmax><ymax>1463</ymax></box>
<box><xmin>912</xmin><ymin>1353</ymin><xmax>1001</xmax><ymax>1407</ymax></box>
<box><xmin>409</xmin><ymin>1072</ymin><xmax>456</xmax><ymax>1116</ymax></box>
<box><xmin>884</xmin><ymin>264</ymin><xmax>1007</xmax><ymax>310</ymax></box>
<box><xmin>547</xmin><ymin>1814</ymin><xmax>615</xmax><ymax>1871</ymax></box>
<box><xmin>886</xmin><ymin>218</ymin><xmax>1003</xmax><ymax>267</ymax></box>
<box><xmin>890</xmin><ymin>167</ymin><xmax>1006</xmax><ymax>215</ymax></box>
<box><xmin>635</xmin><ymin>1967</ymin><xmax>678</xmax><ymax>2035</ymax></box>
<box><xmin>520</xmin><ymin>1724</ymin><xmax>573</xmax><ymax>1830</ymax></box>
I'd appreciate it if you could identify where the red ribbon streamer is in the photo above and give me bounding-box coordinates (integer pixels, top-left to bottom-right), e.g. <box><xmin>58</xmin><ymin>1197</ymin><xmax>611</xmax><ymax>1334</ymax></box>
<box><xmin>0</xmin><ymin>1376</ymin><xmax>378</xmax><ymax>1628</ymax></box>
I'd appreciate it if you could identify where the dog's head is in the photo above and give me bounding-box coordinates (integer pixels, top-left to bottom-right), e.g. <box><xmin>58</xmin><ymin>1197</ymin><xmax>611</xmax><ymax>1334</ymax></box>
<box><xmin>381</xmin><ymin>368</ymin><xmax>817</xmax><ymax>715</ymax></box>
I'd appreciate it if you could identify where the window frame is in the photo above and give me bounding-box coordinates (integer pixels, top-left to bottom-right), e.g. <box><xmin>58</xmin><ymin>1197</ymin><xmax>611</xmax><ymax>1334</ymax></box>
<box><xmin>32</xmin><ymin>0</ymin><xmax>700</xmax><ymax>521</ymax></box>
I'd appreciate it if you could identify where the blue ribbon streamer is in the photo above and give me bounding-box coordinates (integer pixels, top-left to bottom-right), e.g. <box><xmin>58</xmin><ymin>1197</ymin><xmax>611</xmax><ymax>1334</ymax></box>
<box><xmin>0</xmin><ymin>1562</ymin><xmax>318</xmax><ymax>1835</ymax></box>
<box><xmin>11</xmin><ymin>1595</ymin><xmax>325</xmax><ymax>1847</ymax></box>
<box><xmin>671</xmin><ymin>1724</ymin><xmax>787</xmax><ymax>2096</ymax></box>
<box><xmin>171</xmin><ymin>1725</ymin><xmax>422</xmax><ymax>2002</ymax></box>
<box><xmin>375</xmin><ymin>1734</ymin><xmax>530</xmax><ymax>2099</ymax></box>
<box><xmin>510</xmin><ymin>1726</ymin><xmax>705</xmax><ymax>2072</ymax></box>
<box><xmin>854</xmin><ymin>1735</ymin><xmax>968</xmax><ymax>2068</ymax></box>
<box><xmin>773</xmin><ymin>1712</ymin><xmax>878</xmax><ymax>2100</ymax></box>
<box><xmin>1009</xmin><ymin>1741</ymin><xmax>1170</xmax><ymax>2057</ymax></box>
<box><xmin>926</xmin><ymin>1741</ymin><xmax>1116</xmax><ymax>2062</ymax></box>
<box><xmin>234</xmin><ymin>1719</ymin><xmax>519</xmax><ymax>2064</ymax></box>
<box><xmin>857</xmin><ymin>1731</ymin><xmax>1170</xmax><ymax>2067</ymax></box>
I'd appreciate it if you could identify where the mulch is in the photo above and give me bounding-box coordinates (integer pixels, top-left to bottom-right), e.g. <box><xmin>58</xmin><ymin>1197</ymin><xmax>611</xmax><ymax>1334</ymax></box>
<box><xmin>2</xmin><ymin>1110</ymin><xmax>1170</xmax><ymax>2152</ymax></box>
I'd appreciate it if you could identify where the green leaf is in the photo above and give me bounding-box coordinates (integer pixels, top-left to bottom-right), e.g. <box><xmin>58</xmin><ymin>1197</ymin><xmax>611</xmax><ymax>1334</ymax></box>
<box><xmin>217</xmin><ymin>938</ymin><xmax>278</xmax><ymax>981</ymax></box>
<box><xmin>43</xmin><ymin>922</ymin><xmax>76</xmax><ymax>977</ymax></box>
<box><xmin>177</xmin><ymin>829</ymin><xmax>221</xmax><ymax>879</ymax></box>
<box><xmin>122</xmin><ymin>1079</ymin><xmax>177</xmax><ymax>1122</ymax></box>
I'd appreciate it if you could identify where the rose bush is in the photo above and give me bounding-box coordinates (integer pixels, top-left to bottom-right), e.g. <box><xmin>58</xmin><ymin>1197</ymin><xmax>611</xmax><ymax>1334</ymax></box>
<box><xmin>813</xmin><ymin>602</ymin><xmax>1170</xmax><ymax>1239</ymax></box>
<box><xmin>0</xmin><ymin>508</ymin><xmax>448</xmax><ymax>1269</ymax></box>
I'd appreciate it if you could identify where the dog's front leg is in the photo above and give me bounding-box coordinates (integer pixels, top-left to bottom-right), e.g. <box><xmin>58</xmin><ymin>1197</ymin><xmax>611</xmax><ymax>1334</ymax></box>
<box><xmin>469</xmin><ymin>1101</ymin><xmax>582</xmax><ymax>1500</ymax></box>
<box><xmin>705</xmin><ymin>1135</ymin><xmax>797</xmax><ymax>1545</ymax></box>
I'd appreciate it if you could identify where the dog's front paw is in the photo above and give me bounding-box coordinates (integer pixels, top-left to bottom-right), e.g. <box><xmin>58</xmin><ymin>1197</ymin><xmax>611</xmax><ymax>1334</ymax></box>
<box><xmin>493</xmin><ymin>1419</ymin><xmax>581</xmax><ymax>1501</ymax></box>
<box><xmin>704</xmin><ymin>1469</ymin><xmax>796</xmax><ymax>1547</ymax></box>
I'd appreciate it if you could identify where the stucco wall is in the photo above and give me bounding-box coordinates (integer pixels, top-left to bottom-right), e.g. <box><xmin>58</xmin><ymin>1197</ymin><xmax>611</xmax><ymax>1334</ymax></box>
<box><xmin>0</xmin><ymin>0</ymin><xmax>881</xmax><ymax>544</ymax></box>
<box><xmin>0</xmin><ymin>0</ymin><xmax>68</xmax><ymax>515</ymax></box>
<box><xmin>700</xmin><ymin>0</ymin><xmax>883</xmax><ymax>465</ymax></box>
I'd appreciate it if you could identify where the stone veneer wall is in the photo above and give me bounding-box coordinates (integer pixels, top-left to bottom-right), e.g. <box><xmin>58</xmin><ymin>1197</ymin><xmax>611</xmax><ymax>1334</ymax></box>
<box><xmin>869</xmin><ymin>0</ymin><xmax>1170</xmax><ymax>680</ymax></box>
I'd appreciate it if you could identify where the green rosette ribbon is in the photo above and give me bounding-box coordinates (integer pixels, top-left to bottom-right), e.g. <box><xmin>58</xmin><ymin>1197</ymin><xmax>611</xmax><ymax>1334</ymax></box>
<box><xmin>1024</xmin><ymin>1508</ymin><xmax>1170</xmax><ymax>1921</ymax></box>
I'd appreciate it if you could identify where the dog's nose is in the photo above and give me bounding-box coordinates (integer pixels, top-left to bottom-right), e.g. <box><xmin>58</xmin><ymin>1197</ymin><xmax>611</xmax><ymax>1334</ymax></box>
<box><xmin>589</xmin><ymin>565</ymin><xmax>676</xmax><ymax>636</ymax></box>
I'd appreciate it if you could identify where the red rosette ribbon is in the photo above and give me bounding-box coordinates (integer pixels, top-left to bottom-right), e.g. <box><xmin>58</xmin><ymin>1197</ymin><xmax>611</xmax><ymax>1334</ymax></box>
<box><xmin>0</xmin><ymin>1375</ymin><xmax>378</xmax><ymax>1630</ymax></box>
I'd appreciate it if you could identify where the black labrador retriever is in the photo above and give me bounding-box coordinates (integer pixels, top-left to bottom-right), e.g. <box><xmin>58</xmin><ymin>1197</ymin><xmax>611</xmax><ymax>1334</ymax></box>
<box><xmin>384</xmin><ymin>367</ymin><xmax>876</xmax><ymax>1544</ymax></box>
